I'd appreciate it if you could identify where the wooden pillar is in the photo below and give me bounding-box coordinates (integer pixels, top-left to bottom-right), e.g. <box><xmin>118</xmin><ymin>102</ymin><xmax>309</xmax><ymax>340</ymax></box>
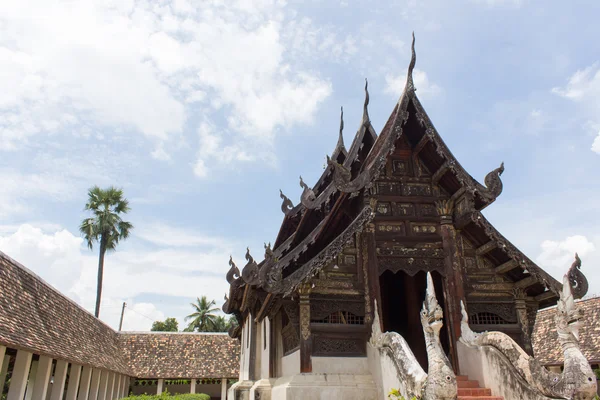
<box><xmin>97</xmin><ymin>370</ymin><xmax>109</xmax><ymax>400</ymax></box>
<box><xmin>50</xmin><ymin>360</ymin><xmax>69</xmax><ymax>400</ymax></box>
<box><xmin>88</xmin><ymin>369</ymin><xmax>102</xmax><ymax>400</ymax></box>
<box><xmin>123</xmin><ymin>377</ymin><xmax>130</xmax><ymax>398</ymax></box>
<box><xmin>363</xmin><ymin>225</ymin><xmax>382</xmax><ymax>331</ymax></box>
<box><xmin>78</xmin><ymin>367</ymin><xmax>93</xmax><ymax>400</ymax></box>
<box><xmin>436</xmin><ymin>199</ymin><xmax>465</xmax><ymax>373</ymax></box>
<box><xmin>24</xmin><ymin>360</ymin><xmax>38</xmax><ymax>400</ymax></box>
<box><xmin>31</xmin><ymin>356</ymin><xmax>53</xmax><ymax>400</ymax></box>
<box><xmin>113</xmin><ymin>374</ymin><xmax>120</xmax><ymax>400</ymax></box>
<box><xmin>298</xmin><ymin>282</ymin><xmax>313</xmax><ymax>373</ymax></box>
<box><xmin>66</xmin><ymin>364</ymin><xmax>83</xmax><ymax>400</ymax></box>
<box><xmin>514</xmin><ymin>288</ymin><xmax>533</xmax><ymax>354</ymax></box>
<box><xmin>7</xmin><ymin>350</ymin><xmax>33</xmax><ymax>400</ymax></box>
<box><xmin>156</xmin><ymin>379</ymin><xmax>164</xmax><ymax>395</ymax></box>
<box><xmin>221</xmin><ymin>379</ymin><xmax>227</xmax><ymax>400</ymax></box>
<box><xmin>190</xmin><ymin>379</ymin><xmax>196</xmax><ymax>394</ymax></box>
<box><xmin>106</xmin><ymin>373</ymin><xmax>115</xmax><ymax>400</ymax></box>
<box><xmin>0</xmin><ymin>346</ymin><xmax>9</xmax><ymax>392</ymax></box>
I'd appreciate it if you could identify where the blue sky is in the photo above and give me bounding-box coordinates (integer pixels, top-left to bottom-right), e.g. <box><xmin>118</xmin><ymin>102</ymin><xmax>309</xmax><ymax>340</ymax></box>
<box><xmin>0</xmin><ymin>0</ymin><xmax>599</xmax><ymax>331</ymax></box>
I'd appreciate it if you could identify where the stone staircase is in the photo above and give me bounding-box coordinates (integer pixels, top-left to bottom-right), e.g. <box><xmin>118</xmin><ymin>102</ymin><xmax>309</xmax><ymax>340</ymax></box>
<box><xmin>457</xmin><ymin>375</ymin><xmax>503</xmax><ymax>400</ymax></box>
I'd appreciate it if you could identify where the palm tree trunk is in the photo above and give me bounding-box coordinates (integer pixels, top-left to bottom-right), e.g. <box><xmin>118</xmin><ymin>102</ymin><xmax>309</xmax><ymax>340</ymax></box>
<box><xmin>94</xmin><ymin>237</ymin><xmax>106</xmax><ymax>318</ymax></box>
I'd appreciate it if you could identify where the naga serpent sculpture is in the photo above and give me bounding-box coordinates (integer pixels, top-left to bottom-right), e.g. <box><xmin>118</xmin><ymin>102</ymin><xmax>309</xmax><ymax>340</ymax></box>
<box><xmin>460</xmin><ymin>255</ymin><xmax>596</xmax><ymax>399</ymax></box>
<box><xmin>372</xmin><ymin>272</ymin><xmax>457</xmax><ymax>399</ymax></box>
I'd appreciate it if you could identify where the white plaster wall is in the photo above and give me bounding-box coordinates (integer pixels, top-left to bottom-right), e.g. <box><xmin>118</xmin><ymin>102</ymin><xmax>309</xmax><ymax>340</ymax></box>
<box><xmin>260</xmin><ymin>318</ymin><xmax>271</xmax><ymax>379</ymax></box>
<box><xmin>254</xmin><ymin>318</ymin><xmax>262</xmax><ymax>381</ymax></box>
<box><xmin>312</xmin><ymin>357</ymin><xmax>369</xmax><ymax>374</ymax></box>
<box><xmin>281</xmin><ymin>351</ymin><xmax>300</xmax><ymax>377</ymax></box>
<box><xmin>457</xmin><ymin>341</ymin><xmax>551</xmax><ymax>400</ymax></box>
<box><xmin>240</xmin><ymin>315</ymin><xmax>252</xmax><ymax>381</ymax></box>
<box><xmin>367</xmin><ymin>343</ymin><xmax>402</xmax><ymax>400</ymax></box>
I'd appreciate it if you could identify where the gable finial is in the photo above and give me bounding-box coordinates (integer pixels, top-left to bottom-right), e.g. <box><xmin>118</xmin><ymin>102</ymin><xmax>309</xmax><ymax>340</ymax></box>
<box><xmin>407</xmin><ymin>32</ymin><xmax>416</xmax><ymax>92</ymax></box>
<box><xmin>363</xmin><ymin>78</ymin><xmax>370</xmax><ymax>122</ymax></box>
<box><xmin>332</xmin><ymin>106</ymin><xmax>347</xmax><ymax>159</ymax></box>
<box><xmin>280</xmin><ymin>189</ymin><xmax>294</xmax><ymax>215</ymax></box>
<box><xmin>339</xmin><ymin>106</ymin><xmax>344</xmax><ymax>143</ymax></box>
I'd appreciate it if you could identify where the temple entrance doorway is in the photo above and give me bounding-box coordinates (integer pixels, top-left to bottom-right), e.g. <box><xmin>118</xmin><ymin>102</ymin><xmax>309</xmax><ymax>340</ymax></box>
<box><xmin>378</xmin><ymin>270</ymin><xmax>450</xmax><ymax>372</ymax></box>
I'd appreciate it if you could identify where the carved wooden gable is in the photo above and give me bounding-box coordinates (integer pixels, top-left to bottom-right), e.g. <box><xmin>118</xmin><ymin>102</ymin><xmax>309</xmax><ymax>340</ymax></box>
<box><xmin>373</xmin><ymin>134</ymin><xmax>445</xmax><ymax>277</ymax></box>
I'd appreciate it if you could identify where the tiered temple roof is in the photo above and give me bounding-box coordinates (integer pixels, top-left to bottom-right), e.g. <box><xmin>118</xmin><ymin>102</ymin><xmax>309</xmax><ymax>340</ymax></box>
<box><xmin>223</xmin><ymin>34</ymin><xmax>587</xmax><ymax>336</ymax></box>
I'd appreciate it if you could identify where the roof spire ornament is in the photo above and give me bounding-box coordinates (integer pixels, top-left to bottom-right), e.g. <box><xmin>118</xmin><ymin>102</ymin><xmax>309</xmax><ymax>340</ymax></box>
<box><xmin>406</xmin><ymin>32</ymin><xmax>417</xmax><ymax>93</ymax></box>
<box><xmin>280</xmin><ymin>189</ymin><xmax>294</xmax><ymax>215</ymax></box>
<box><xmin>568</xmin><ymin>253</ymin><xmax>589</xmax><ymax>299</ymax></box>
<box><xmin>363</xmin><ymin>78</ymin><xmax>370</xmax><ymax>123</ymax></box>
<box><xmin>332</xmin><ymin>106</ymin><xmax>348</xmax><ymax>160</ymax></box>
<box><xmin>226</xmin><ymin>255</ymin><xmax>240</xmax><ymax>284</ymax></box>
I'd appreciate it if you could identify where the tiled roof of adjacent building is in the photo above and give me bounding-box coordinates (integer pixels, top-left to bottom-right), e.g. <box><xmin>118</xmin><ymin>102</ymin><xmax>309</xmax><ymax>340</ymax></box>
<box><xmin>532</xmin><ymin>296</ymin><xmax>600</xmax><ymax>365</ymax></box>
<box><xmin>0</xmin><ymin>251</ymin><xmax>239</xmax><ymax>378</ymax></box>
<box><xmin>0</xmin><ymin>251</ymin><xmax>130</xmax><ymax>374</ymax></box>
<box><xmin>119</xmin><ymin>332</ymin><xmax>240</xmax><ymax>378</ymax></box>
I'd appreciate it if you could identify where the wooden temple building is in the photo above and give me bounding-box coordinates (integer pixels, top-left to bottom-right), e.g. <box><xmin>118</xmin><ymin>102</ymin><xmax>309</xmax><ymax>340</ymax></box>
<box><xmin>222</xmin><ymin>36</ymin><xmax>589</xmax><ymax>400</ymax></box>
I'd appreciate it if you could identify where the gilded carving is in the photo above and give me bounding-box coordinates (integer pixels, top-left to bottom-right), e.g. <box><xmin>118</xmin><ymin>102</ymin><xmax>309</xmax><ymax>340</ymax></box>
<box><xmin>402</xmin><ymin>183</ymin><xmax>431</xmax><ymax>196</ymax></box>
<box><xmin>376</xmin><ymin>202</ymin><xmax>392</xmax><ymax>215</ymax></box>
<box><xmin>361</xmin><ymin>234</ymin><xmax>372</xmax><ymax>323</ymax></box>
<box><xmin>344</xmin><ymin>255</ymin><xmax>356</xmax><ymax>265</ymax></box>
<box><xmin>377</xmin><ymin>223</ymin><xmax>406</xmax><ymax>234</ymax></box>
<box><xmin>298</xmin><ymin>282</ymin><xmax>312</xmax><ymax>341</ymax></box>
<box><xmin>377</xmin><ymin>181</ymin><xmax>402</xmax><ymax>195</ymax></box>
<box><xmin>393</xmin><ymin>203</ymin><xmax>415</xmax><ymax>216</ymax></box>
<box><xmin>412</xmin><ymin>224</ymin><xmax>437</xmax><ymax>234</ymax></box>
<box><xmin>392</xmin><ymin>159</ymin><xmax>409</xmax><ymax>176</ymax></box>
<box><xmin>434</xmin><ymin>199</ymin><xmax>454</xmax><ymax>218</ymax></box>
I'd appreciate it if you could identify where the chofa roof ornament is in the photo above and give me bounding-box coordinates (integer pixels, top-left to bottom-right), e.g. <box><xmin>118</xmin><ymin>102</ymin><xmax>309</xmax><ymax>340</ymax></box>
<box><xmin>279</xmin><ymin>189</ymin><xmax>294</xmax><ymax>215</ymax></box>
<box><xmin>241</xmin><ymin>247</ymin><xmax>260</xmax><ymax>286</ymax></box>
<box><xmin>568</xmin><ymin>252</ymin><xmax>589</xmax><ymax>299</ymax></box>
<box><xmin>226</xmin><ymin>256</ymin><xmax>240</xmax><ymax>284</ymax></box>
<box><xmin>331</xmin><ymin>106</ymin><xmax>348</xmax><ymax>160</ymax></box>
<box><xmin>406</xmin><ymin>32</ymin><xmax>417</xmax><ymax>93</ymax></box>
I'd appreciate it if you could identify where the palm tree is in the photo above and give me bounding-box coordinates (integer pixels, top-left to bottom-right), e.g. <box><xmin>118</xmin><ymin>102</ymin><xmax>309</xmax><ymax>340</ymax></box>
<box><xmin>185</xmin><ymin>296</ymin><xmax>219</xmax><ymax>332</ymax></box>
<box><xmin>80</xmin><ymin>186</ymin><xmax>133</xmax><ymax>318</ymax></box>
<box><xmin>210</xmin><ymin>315</ymin><xmax>229</xmax><ymax>332</ymax></box>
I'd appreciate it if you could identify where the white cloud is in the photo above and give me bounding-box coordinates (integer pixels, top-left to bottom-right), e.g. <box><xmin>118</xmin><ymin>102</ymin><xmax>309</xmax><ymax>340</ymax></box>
<box><xmin>536</xmin><ymin>235</ymin><xmax>598</xmax><ymax>289</ymax></box>
<box><xmin>384</xmin><ymin>69</ymin><xmax>442</xmax><ymax>99</ymax></box>
<box><xmin>0</xmin><ymin>169</ymin><xmax>77</xmax><ymax>217</ymax></box>
<box><xmin>553</xmin><ymin>63</ymin><xmax>600</xmax><ymax>154</ymax></box>
<box><xmin>0</xmin><ymin>0</ymin><xmax>332</xmax><ymax>171</ymax></box>
<box><xmin>0</xmin><ymin>223</ymin><xmax>233</xmax><ymax>330</ymax></box>
<box><xmin>135</xmin><ymin>222</ymin><xmax>232</xmax><ymax>249</ymax></box>
<box><xmin>470</xmin><ymin>0</ymin><xmax>524</xmax><ymax>6</ymax></box>
<box><xmin>592</xmin><ymin>131</ymin><xmax>600</xmax><ymax>154</ymax></box>
<box><xmin>552</xmin><ymin>63</ymin><xmax>600</xmax><ymax>101</ymax></box>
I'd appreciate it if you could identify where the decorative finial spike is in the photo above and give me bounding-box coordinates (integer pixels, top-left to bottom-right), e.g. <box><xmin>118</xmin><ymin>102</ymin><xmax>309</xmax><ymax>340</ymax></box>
<box><xmin>339</xmin><ymin>106</ymin><xmax>344</xmax><ymax>139</ymax></box>
<box><xmin>407</xmin><ymin>32</ymin><xmax>417</xmax><ymax>92</ymax></box>
<box><xmin>363</xmin><ymin>78</ymin><xmax>370</xmax><ymax>122</ymax></box>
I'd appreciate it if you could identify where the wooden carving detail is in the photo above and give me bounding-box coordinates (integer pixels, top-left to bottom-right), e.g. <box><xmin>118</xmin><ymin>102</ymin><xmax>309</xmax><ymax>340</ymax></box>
<box><xmin>467</xmin><ymin>303</ymin><xmax>517</xmax><ymax>323</ymax></box>
<box><xmin>280</xmin><ymin>189</ymin><xmax>294</xmax><ymax>215</ymax></box>
<box><xmin>310</xmin><ymin>300</ymin><xmax>365</xmax><ymax>320</ymax></box>
<box><xmin>378</xmin><ymin>256</ymin><xmax>445</xmax><ymax>276</ymax></box>
<box><xmin>241</xmin><ymin>247</ymin><xmax>260</xmax><ymax>286</ymax></box>
<box><xmin>313</xmin><ymin>336</ymin><xmax>364</xmax><ymax>356</ymax></box>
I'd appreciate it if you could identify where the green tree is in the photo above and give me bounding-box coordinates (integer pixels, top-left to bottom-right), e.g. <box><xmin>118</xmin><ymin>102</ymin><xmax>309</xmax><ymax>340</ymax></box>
<box><xmin>151</xmin><ymin>317</ymin><xmax>179</xmax><ymax>332</ymax></box>
<box><xmin>80</xmin><ymin>186</ymin><xmax>133</xmax><ymax>317</ymax></box>
<box><xmin>210</xmin><ymin>316</ymin><xmax>228</xmax><ymax>332</ymax></box>
<box><xmin>185</xmin><ymin>296</ymin><xmax>219</xmax><ymax>332</ymax></box>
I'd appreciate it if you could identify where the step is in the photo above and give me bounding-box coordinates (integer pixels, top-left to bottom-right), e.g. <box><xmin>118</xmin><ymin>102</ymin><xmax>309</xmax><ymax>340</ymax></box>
<box><xmin>456</xmin><ymin>375</ymin><xmax>503</xmax><ymax>400</ymax></box>
<box><xmin>458</xmin><ymin>379</ymin><xmax>480</xmax><ymax>388</ymax></box>
<box><xmin>458</xmin><ymin>387</ymin><xmax>492</xmax><ymax>396</ymax></box>
<box><xmin>457</xmin><ymin>397</ymin><xmax>503</xmax><ymax>400</ymax></box>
